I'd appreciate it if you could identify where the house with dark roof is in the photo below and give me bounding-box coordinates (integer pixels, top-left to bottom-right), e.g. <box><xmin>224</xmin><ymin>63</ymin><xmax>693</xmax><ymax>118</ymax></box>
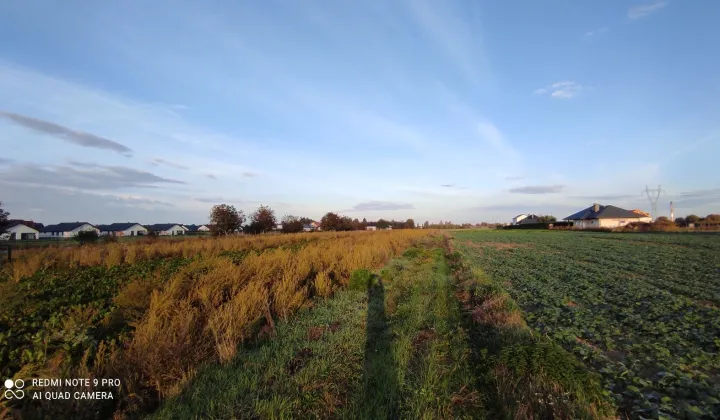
<box><xmin>512</xmin><ymin>214</ymin><xmax>529</xmax><ymax>225</ymax></box>
<box><xmin>145</xmin><ymin>224</ymin><xmax>186</xmax><ymax>236</ymax></box>
<box><xmin>563</xmin><ymin>203</ymin><xmax>652</xmax><ymax>229</ymax></box>
<box><xmin>96</xmin><ymin>223</ymin><xmax>148</xmax><ymax>237</ymax></box>
<box><xmin>39</xmin><ymin>222</ymin><xmax>99</xmax><ymax>238</ymax></box>
<box><xmin>518</xmin><ymin>214</ymin><xmax>542</xmax><ymax>225</ymax></box>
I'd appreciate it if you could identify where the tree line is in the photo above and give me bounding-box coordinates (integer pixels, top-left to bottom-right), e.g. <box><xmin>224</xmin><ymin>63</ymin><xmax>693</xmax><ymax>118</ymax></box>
<box><xmin>208</xmin><ymin>204</ymin><xmax>418</xmax><ymax>236</ymax></box>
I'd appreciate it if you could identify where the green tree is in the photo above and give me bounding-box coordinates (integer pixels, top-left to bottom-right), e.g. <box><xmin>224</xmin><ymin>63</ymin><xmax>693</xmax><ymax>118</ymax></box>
<box><xmin>423</xmin><ymin>221</ymin><xmax>429</xmax><ymax>229</ymax></box>
<box><xmin>0</xmin><ymin>201</ymin><xmax>9</xmax><ymax>233</ymax></box>
<box><xmin>351</xmin><ymin>218</ymin><xmax>363</xmax><ymax>231</ymax></box>
<box><xmin>281</xmin><ymin>215</ymin><xmax>304</xmax><ymax>233</ymax></box>
<box><xmin>339</xmin><ymin>216</ymin><xmax>353</xmax><ymax>231</ymax></box>
<box><xmin>685</xmin><ymin>214</ymin><xmax>700</xmax><ymax>224</ymax></box>
<box><xmin>674</xmin><ymin>217</ymin><xmax>687</xmax><ymax>227</ymax></box>
<box><xmin>705</xmin><ymin>214</ymin><xmax>720</xmax><ymax>223</ymax></box>
<box><xmin>405</xmin><ymin>219</ymin><xmax>415</xmax><ymax>229</ymax></box>
<box><xmin>538</xmin><ymin>215</ymin><xmax>557</xmax><ymax>223</ymax></box>
<box><xmin>320</xmin><ymin>212</ymin><xmax>342</xmax><ymax>231</ymax></box>
<box><xmin>376</xmin><ymin>219</ymin><xmax>390</xmax><ymax>229</ymax></box>
<box><xmin>299</xmin><ymin>217</ymin><xmax>314</xmax><ymax>225</ymax></box>
<box><xmin>209</xmin><ymin>204</ymin><xmax>245</xmax><ymax>236</ymax></box>
<box><xmin>248</xmin><ymin>205</ymin><xmax>277</xmax><ymax>234</ymax></box>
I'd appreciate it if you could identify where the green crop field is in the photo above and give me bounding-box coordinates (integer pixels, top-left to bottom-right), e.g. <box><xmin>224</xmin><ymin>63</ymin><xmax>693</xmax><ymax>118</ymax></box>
<box><xmin>452</xmin><ymin>230</ymin><xmax>720</xmax><ymax>419</ymax></box>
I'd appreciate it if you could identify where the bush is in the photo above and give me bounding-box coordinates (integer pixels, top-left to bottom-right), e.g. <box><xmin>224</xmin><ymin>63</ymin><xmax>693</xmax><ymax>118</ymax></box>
<box><xmin>74</xmin><ymin>230</ymin><xmax>99</xmax><ymax>245</ymax></box>
<box><xmin>348</xmin><ymin>268</ymin><xmax>375</xmax><ymax>291</ymax></box>
<box><xmin>102</xmin><ymin>234</ymin><xmax>119</xmax><ymax>244</ymax></box>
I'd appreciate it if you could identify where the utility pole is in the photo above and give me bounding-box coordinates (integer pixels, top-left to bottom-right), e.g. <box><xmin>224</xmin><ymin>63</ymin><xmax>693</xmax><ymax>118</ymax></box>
<box><xmin>670</xmin><ymin>201</ymin><xmax>674</xmax><ymax>221</ymax></box>
<box><xmin>642</xmin><ymin>185</ymin><xmax>665</xmax><ymax>221</ymax></box>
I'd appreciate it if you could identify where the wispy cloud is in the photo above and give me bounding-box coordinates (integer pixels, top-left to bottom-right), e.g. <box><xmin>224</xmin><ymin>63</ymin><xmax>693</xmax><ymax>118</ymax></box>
<box><xmin>441</xmin><ymin>184</ymin><xmax>455</xmax><ymax>188</ymax></box>
<box><xmin>150</xmin><ymin>158</ymin><xmax>190</xmax><ymax>170</ymax></box>
<box><xmin>534</xmin><ymin>81</ymin><xmax>584</xmax><ymax>99</ymax></box>
<box><xmin>194</xmin><ymin>197</ymin><xmax>230</xmax><ymax>203</ymax></box>
<box><xmin>585</xmin><ymin>27</ymin><xmax>609</xmax><ymax>37</ymax></box>
<box><xmin>0</xmin><ymin>110</ymin><xmax>133</xmax><ymax>156</ymax></box>
<box><xmin>570</xmin><ymin>194</ymin><xmax>640</xmax><ymax>201</ymax></box>
<box><xmin>205</xmin><ymin>174</ymin><xmax>217</xmax><ymax>180</ymax></box>
<box><xmin>404</xmin><ymin>0</ymin><xmax>490</xmax><ymax>86</ymax></box>
<box><xmin>627</xmin><ymin>2</ymin><xmax>668</xmax><ymax>19</ymax></box>
<box><xmin>344</xmin><ymin>201</ymin><xmax>416</xmax><ymax>212</ymax></box>
<box><xmin>476</xmin><ymin>119</ymin><xmax>519</xmax><ymax>161</ymax></box>
<box><xmin>0</xmin><ymin>161</ymin><xmax>185</xmax><ymax>190</ymax></box>
<box><xmin>509</xmin><ymin>185</ymin><xmax>565</xmax><ymax>194</ymax></box>
<box><xmin>505</xmin><ymin>176</ymin><xmax>525</xmax><ymax>181</ymax></box>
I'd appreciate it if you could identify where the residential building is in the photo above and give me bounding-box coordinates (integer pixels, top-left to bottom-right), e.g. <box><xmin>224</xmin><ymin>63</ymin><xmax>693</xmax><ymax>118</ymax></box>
<box><xmin>512</xmin><ymin>214</ymin><xmax>529</xmax><ymax>225</ymax></box>
<box><xmin>518</xmin><ymin>215</ymin><xmax>541</xmax><ymax>225</ymax></box>
<box><xmin>303</xmin><ymin>224</ymin><xmax>314</xmax><ymax>232</ymax></box>
<box><xmin>96</xmin><ymin>223</ymin><xmax>148</xmax><ymax>237</ymax></box>
<box><xmin>1</xmin><ymin>222</ymin><xmax>40</xmax><ymax>240</ymax></box>
<box><xmin>563</xmin><ymin>203</ymin><xmax>652</xmax><ymax>229</ymax></box>
<box><xmin>366</xmin><ymin>226</ymin><xmax>377</xmax><ymax>231</ymax></box>
<box><xmin>182</xmin><ymin>224</ymin><xmax>198</xmax><ymax>232</ymax></box>
<box><xmin>39</xmin><ymin>222</ymin><xmax>99</xmax><ymax>238</ymax></box>
<box><xmin>145</xmin><ymin>224</ymin><xmax>186</xmax><ymax>236</ymax></box>
<box><xmin>197</xmin><ymin>224</ymin><xmax>211</xmax><ymax>232</ymax></box>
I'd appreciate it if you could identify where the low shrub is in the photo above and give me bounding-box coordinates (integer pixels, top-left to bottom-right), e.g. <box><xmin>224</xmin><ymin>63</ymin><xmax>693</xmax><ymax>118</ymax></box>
<box><xmin>348</xmin><ymin>268</ymin><xmax>375</xmax><ymax>291</ymax></box>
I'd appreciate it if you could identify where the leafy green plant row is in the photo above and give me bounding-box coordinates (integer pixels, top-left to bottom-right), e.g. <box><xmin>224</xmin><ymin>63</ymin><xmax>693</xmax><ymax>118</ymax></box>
<box><xmin>453</xmin><ymin>230</ymin><xmax>720</xmax><ymax>419</ymax></box>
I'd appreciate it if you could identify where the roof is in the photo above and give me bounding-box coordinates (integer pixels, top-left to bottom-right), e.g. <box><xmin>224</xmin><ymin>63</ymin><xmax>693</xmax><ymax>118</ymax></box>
<box><xmin>183</xmin><ymin>224</ymin><xmax>199</xmax><ymax>232</ymax></box>
<box><xmin>40</xmin><ymin>222</ymin><xmax>96</xmax><ymax>232</ymax></box>
<box><xmin>2</xmin><ymin>220</ymin><xmax>42</xmax><ymax>231</ymax></box>
<box><xmin>146</xmin><ymin>223</ymin><xmax>183</xmax><ymax>231</ymax></box>
<box><xmin>2</xmin><ymin>222</ymin><xmax>39</xmax><ymax>232</ymax></box>
<box><xmin>513</xmin><ymin>214</ymin><xmax>528</xmax><ymax>219</ymax></box>
<box><xmin>518</xmin><ymin>215</ymin><xmax>541</xmax><ymax>224</ymax></box>
<box><xmin>563</xmin><ymin>205</ymin><xmax>646</xmax><ymax>221</ymax></box>
<box><xmin>97</xmin><ymin>223</ymin><xmax>145</xmax><ymax>232</ymax></box>
<box><xmin>632</xmin><ymin>209</ymin><xmax>651</xmax><ymax>217</ymax></box>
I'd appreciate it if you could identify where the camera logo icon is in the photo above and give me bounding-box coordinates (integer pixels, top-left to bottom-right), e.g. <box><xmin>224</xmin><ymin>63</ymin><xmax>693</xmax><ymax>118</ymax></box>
<box><xmin>4</xmin><ymin>379</ymin><xmax>25</xmax><ymax>400</ymax></box>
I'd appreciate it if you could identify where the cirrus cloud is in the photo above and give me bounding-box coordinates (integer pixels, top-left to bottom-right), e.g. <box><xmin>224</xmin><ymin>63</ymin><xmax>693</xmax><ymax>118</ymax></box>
<box><xmin>509</xmin><ymin>185</ymin><xmax>565</xmax><ymax>194</ymax></box>
<box><xmin>534</xmin><ymin>81</ymin><xmax>584</xmax><ymax>99</ymax></box>
<box><xmin>343</xmin><ymin>201</ymin><xmax>416</xmax><ymax>212</ymax></box>
<box><xmin>0</xmin><ymin>110</ymin><xmax>133</xmax><ymax>156</ymax></box>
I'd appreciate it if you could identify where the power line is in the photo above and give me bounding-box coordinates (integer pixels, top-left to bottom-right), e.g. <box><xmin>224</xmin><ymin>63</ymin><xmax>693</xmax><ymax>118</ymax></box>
<box><xmin>642</xmin><ymin>185</ymin><xmax>665</xmax><ymax>221</ymax></box>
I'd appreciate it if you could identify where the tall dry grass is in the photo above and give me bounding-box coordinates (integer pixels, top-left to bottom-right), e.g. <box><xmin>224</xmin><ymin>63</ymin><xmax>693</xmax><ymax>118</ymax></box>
<box><xmin>5</xmin><ymin>231</ymin><xmax>362</xmax><ymax>282</ymax></box>
<box><xmin>76</xmin><ymin>230</ymin><xmax>430</xmax><ymax>415</ymax></box>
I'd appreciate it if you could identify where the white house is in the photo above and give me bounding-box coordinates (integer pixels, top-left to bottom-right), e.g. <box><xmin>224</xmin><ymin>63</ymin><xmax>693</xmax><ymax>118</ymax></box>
<box><xmin>197</xmin><ymin>224</ymin><xmax>211</xmax><ymax>232</ymax></box>
<box><xmin>1</xmin><ymin>222</ymin><xmax>39</xmax><ymax>240</ymax></box>
<box><xmin>39</xmin><ymin>222</ymin><xmax>100</xmax><ymax>238</ymax></box>
<box><xmin>97</xmin><ymin>223</ymin><xmax>148</xmax><ymax>237</ymax></box>
<box><xmin>512</xmin><ymin>214</ymin><xmax>529</xmax><ymax>225</ymax></box>
<box><xmin>146</xmin><ymin>224</ymin><xmax>186</xmax><ymax>236</ymax></box>
<box><xmin>366</xmin><ymin>226</ymin><xmax>377</xmax><ymax>231</ymax></box>
<box><xmin>563</xmin><ymin>204</ymin><xmax>653</xmax><ymax>229</ymax></box>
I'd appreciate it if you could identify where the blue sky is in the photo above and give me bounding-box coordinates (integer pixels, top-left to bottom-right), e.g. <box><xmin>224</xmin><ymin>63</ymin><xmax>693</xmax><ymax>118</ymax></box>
<box><xmin>1</xmin><ymin>0</ymin><xmax>718</xmax><ymax>224</ymax></box>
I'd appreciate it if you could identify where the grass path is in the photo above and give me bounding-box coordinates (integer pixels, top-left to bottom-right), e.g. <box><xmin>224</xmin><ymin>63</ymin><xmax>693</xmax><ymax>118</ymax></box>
<box><xmin>152</xmin><ymin>235</ymin><xmax>612</xmax><ymax>419</ymax></box>
<box><xmin>152</xmin><ymin>241</ymin><xmax>484</xmax><ymax>419</ymax></box>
